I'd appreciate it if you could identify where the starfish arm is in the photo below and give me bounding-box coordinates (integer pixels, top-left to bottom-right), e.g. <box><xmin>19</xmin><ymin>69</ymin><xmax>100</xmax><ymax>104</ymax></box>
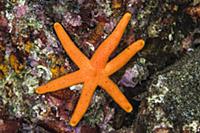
<box><xmin>70</xmin><ymin>81</ymin><xmax>97</xmax><ymax>126</ymax></box>
<box><xmin>35</xmin><ymin>70</ymin><xmax>83</xmax><ymax>94</ymax></box>
<box><xmin>91</xmin><ymin>13</ymin><xmax>132</xmax><ymax>68</ymax></box>
<box><xmin>99</xmin><ymin>77</ymin><xmax>133</xmax><ymax>112</ymax></box>
<box><xmin>54</xmin><ymin>23</ymin><xmax>91</xmax><ymax>68</ymax></box>
<box><xmin>105</xmin><ymin>39</ymin><xmax>145</xmax><ymax>75</ymax></box>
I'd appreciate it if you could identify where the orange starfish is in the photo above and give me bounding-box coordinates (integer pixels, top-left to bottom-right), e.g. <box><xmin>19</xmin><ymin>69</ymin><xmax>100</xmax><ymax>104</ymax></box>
<box><xmin>36</xmin><ymin>12</ymin><xmax>145</xmax><ymax>126</ymax></box>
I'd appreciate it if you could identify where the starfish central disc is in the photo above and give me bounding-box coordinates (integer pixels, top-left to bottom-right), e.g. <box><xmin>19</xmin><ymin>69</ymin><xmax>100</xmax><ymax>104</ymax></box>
<box><xmin>36</xmin><ymin>12</ymin><xmax>145</xmax><ymax>127</ymax></box>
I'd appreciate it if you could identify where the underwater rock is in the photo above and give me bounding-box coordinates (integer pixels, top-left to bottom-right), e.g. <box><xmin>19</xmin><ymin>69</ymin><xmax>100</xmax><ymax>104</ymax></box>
<box><xmin>1</xmin><ymin>0</ymin><xmax>200</xmax><ymax>132</ymax></box>
<box><xmin>140</xmin><ymin>47</ymin><xmax>200</xmax><ymax>133</ymax></box>
<box><xmin>0</xmin><ymin>119</ymin><xmax>20</xmax><ymax>133</ymax></box>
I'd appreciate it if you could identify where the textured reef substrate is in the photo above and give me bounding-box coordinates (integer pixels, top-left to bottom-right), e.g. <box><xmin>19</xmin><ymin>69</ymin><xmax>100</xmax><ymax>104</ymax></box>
<box><xmin>0</xmin><ymin>0</ymin><xmax>200</xmax><ymax>132</ymax></box>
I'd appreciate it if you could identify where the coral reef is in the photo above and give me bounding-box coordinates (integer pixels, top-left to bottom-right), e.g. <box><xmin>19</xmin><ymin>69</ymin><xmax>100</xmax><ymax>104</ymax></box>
<box><xmin>0</xmin><ymin>0</ymin><xmax>200</xmax><ymax>132</ymax></box>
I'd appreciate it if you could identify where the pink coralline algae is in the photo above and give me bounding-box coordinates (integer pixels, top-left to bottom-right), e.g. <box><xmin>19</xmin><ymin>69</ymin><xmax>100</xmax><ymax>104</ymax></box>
<box><xmin>119</xmin><ymin>63</ymin><xmax>148</xmax><ymax>88</ymax></box>
<box><xmin>14</xmin><ymin>5</ymin><xmax>29</xmax><ymax>19</ymax></box>
<box><xmin>63</xmin><ymin>12</ymin><xmax>82</xmax><ymax>27</ymax></box>
<box><xmin>0</xmin><ymin>16</ymin><xmax>8</xmax><ymax>28</ymax></box>
<box><xmin>119</xmin><ymin>67</ymin><xmax>139</xmax><ymax>88</ymax></box>
<box><xmin>104</xmin><ymin>19</ymin><xmax>116</xmax><ymax>33</ymax></box>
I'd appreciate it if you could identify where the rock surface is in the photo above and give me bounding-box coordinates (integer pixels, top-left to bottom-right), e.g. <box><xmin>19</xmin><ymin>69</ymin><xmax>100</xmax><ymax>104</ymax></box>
<box><xmin>141</xmin><ymin>47</ymin><xmax>200</xmax><ymax>133</ymax></box>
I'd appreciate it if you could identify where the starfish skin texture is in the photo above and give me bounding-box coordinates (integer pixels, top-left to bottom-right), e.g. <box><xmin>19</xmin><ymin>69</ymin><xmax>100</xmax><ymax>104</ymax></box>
<box><xmin>36</xmin><ymin>12</ymin><xmax>145</xmax><ymax>127</ymax></box>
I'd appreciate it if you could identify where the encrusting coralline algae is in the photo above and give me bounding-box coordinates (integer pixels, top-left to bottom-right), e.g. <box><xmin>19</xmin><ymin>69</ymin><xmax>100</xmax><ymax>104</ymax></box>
<box><xmin>0</xmin><ymin>0</ymin><xmax>200</xmax><ymax>132</ymax></box>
